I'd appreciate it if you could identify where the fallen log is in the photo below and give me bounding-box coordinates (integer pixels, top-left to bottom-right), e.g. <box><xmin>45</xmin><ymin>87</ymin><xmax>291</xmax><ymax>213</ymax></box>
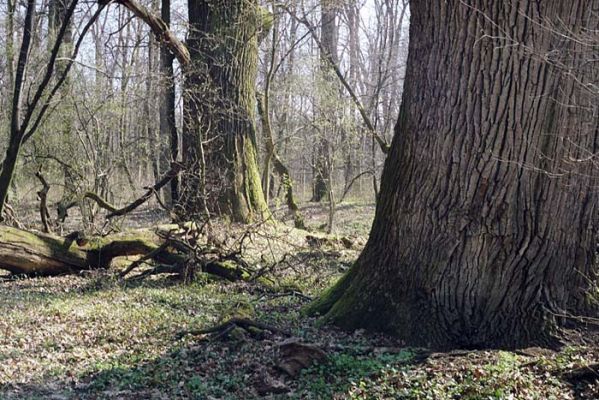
<box><xmin>0</xmin><ymin>226</ymin><xmax>88</xmax><ymax>275</ymax></box>
<box><xmin>0</xmin><ymin>225</ymin><xmax>185</xmax><ymax>276</ymax></box>
<box><xmin>0</xmin><ymin>224</ymin><xmax>262</xmax><ymax>283</ymax></box>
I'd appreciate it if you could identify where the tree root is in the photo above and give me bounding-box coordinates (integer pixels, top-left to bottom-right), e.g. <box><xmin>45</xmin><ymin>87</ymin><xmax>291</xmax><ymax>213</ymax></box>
<box><xmin>562</xmin><ymin>363</ymin><xmax>599</xmax><ymax>383</ymax></box>
<box><xmin>178</xmin><ymin>317</ymin><xmax>291</xmax><ymax>340</ymax></box>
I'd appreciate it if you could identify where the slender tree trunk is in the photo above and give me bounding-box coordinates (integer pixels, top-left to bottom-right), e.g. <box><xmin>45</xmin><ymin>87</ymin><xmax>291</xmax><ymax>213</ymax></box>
<box><xmin>342</xmin><ymin>1</ymin><xmax>360</xmax><ymax>196</ymax></box>
<box><xmin>0</xmin><ymin>0</ymin><xmax>36</xmax><ymax>218</ymax></box>
<box><xmin>146</xmin><ymin>30</ymin><xmax>161</xmax><ymax>185</ymax></box>
<box><xmin>5</xmin><ymin>0</ymin><xmax>15</xmax><ymax>99</ymax></box>
<box><xmin>182</xmin><ymin>0</ymin><xmax>270</xmax><ymax>223</ymax></box>
<box><xmin>311</xmin><ymin>0</ymin><xmax>338</xmax><ymax>203</ymax></box>
<box><xmin>50</xmin><ymin>0</ymin><xmax>78</xmax><ymax>220</ymax></box>
<box><xmin>159</xmin><ymin>0</ymin><xmax>179</xmax><ymax>205</ymax></box>
<box><xmin>257</xmin><ymin>7</ymin><xmax>305</xmax><ymax>229</ymax></box>
<box><xmin>310</xmin><ymin>0</ymin><xmax>599</xmax><ymax>350</ymax></box>
<box><xmin>257</xmin><ymin>93</ymin><xmax>305</xmax><ymax>229</ymax></box>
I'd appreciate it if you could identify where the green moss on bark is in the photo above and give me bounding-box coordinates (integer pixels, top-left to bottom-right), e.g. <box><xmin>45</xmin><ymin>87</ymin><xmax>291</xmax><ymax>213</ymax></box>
<box><xmin>304</xmin><ymin>265</ymin><xmax>357</xmax><ymax>317</ymax></box>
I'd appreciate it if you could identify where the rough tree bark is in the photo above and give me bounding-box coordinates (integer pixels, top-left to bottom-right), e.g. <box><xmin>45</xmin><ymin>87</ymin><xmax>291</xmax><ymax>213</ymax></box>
<box><xmin>310</xmin><ymin>0</ymin><xmax>599</xmax><ymax>349</ymax></box>
<box><xmin>181</xmin><ymin>0</ymin><xmax>270</xmax><ymax>223</ymax></box>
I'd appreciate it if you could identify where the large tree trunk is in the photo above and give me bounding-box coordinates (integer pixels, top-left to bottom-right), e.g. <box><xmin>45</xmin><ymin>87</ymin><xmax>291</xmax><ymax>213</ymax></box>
<box><xmin>310</xmin><ymin>0</ymin><xmax>598</xmax><ymax>349</ymax></box>
<box><xmin>181</xmin><ymin>0</ymin><xmax>269</xmax><ymax>223</ymax></box>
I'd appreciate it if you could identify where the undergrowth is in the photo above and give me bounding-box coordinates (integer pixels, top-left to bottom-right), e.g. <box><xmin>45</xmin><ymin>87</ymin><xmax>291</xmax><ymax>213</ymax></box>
<box><xmin>0</xmin><ymin>204</ymin><xmax>596</xmax><ymax>399</ymax></box>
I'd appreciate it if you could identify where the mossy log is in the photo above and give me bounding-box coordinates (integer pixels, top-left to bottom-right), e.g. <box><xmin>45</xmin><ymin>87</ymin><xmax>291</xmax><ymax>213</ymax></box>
<box><xmin>0</xmin><ymin>224</ymin><xmax>262</xmax><ymax>283</ymax></box>
<box><xmin>0</xmin><ymin>225</ymin><xmax>185</xmax><ymax>276</ymax></box>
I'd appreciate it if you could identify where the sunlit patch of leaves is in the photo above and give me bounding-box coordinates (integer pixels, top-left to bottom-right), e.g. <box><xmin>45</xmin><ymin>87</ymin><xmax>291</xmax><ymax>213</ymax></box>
<box><xmin>343</xmin><ymin>350</ymin><xmax>591</xmax><ymax>400</ymax></box>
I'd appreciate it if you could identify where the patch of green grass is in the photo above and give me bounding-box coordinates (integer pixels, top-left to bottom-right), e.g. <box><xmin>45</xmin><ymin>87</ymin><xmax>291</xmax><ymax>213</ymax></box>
<box><xmin>293</xmin><ymin>349</ymin><xmax>416</xmax><ymax>399</ymax></box>
<box><xmin>344</xmin><ymin>351</ymin><xmax>569</xmax><ymax>400</ymax></box>
<box><xmin>0</xmin><ymin>278</ymin><xmax>227</xmax><ymax>388</ymax></box>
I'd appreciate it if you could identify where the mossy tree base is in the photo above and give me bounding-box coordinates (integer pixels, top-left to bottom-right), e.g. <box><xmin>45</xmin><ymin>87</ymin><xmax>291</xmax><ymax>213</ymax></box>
<box><xmin>182</xmin><ymin>0</ymin><xmax>270</xmax><ymax>224</ymax></box>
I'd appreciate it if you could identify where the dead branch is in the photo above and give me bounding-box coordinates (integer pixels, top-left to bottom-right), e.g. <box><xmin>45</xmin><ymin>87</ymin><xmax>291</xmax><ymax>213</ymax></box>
<box><xmin>340</xmin><ymin>170</ymin><xmax>374</xmax><ymax>203</ymax></box>
<box><xmin>106</xmin><ymin>164</ymin><xmax>181</xmax><ymax>218</ymax></box>
<box><xmin>118</xmin><ymin>241</ymin><xmax>171</xmax><ymax>278</ymax></box>
<box><xmin>109</xmin><ymin>0</ymin><xmax>190</xmax><ymax>66</ymax></box>
<box><xmin>35</xmin><ymin>168</ymin><xmax>52</xmax><ymax>233</ymax></box>
<box><xmin>1</xmin><ymin>204</ymin><xmax>25</xmax><ymax>230</ymax></box>
<box><xmin>179</xmin><ymin>317</ymin><xmax>291</xmax><ymax>339</ymax></box>
<box><xmin>562</xmin><ymin>363</ymin><xmax>599</xmax><ymax>382</ymax></box>
<box><xmin>58</xmin><ymin>164</ymin><xmax>181</xmax><ymax>221</ymax></box>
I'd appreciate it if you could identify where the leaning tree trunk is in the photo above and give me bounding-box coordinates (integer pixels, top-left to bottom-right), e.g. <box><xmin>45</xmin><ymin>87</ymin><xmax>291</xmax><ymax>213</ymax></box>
<box><xmin>310</xmin><ymin>0</ymin><xmax>598</xmax><ymax>349</ymax></box>
<box><xmin>181</xmin><ymin>0</ymin><xmax>270</xmax><ymax>223</ymax></box>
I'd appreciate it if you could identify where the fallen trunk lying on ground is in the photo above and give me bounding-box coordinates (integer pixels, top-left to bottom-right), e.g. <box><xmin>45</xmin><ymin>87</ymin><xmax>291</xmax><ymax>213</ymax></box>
<box><xmin>0</xmin><ymin>224</ymin><xmax>252</xmax><ymax>280</ymax></box>
<box><xmin>0</xmin><ymin>225</ymin><xmax>183</xmax><ymax>276</ymax></box>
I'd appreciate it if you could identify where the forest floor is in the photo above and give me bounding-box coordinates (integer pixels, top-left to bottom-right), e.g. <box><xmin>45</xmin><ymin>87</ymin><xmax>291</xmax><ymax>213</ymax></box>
<box><xmin>0</xmin><ymin>202</ymin><xmax>598</xmax><ymax>399</ymax></box>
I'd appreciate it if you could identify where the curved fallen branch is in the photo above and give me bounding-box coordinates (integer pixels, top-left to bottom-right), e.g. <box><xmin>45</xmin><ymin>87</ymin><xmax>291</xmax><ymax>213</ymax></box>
<box><xmin>178</xmin><ymin>317</ymin><xmax>291</xmax><ymax>340</ymax></box>
<box><xmin>58</xmin><ymin>164</ymin><xmax>181</xmax><ymax>221</ymax></box>
<box><xmin>106</xmin><ymin>164</ymin><xmax>181</xmax><ymax>218</ymax></box>
<box><xmin>562</xmin><ymin>363</ymin><xmax>599</xmax><ymax>382</ymax></box>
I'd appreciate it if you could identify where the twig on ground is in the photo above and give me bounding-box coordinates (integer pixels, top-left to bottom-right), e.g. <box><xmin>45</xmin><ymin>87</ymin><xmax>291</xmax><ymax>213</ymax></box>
<box><xmin>119</xmin><ymin>241</ymin><xmax>171</xmax><ymax>278</ymax></box>
<box><xmin>178</xmin><ymin>317</ymin><xmax>292</xmax><ymax>339</ymax></box>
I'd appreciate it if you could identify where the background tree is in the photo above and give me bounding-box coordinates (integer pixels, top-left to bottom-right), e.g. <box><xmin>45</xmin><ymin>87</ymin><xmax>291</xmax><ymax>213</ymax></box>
<box><xmin>310</xmin><ymin>0</ymin><xmax>599</xmax><ymax>349</ymax></box>
<box><xmin>257</xmin><ymin>3</ymin><xmax>305</xmax><ymax>229</ymax></box>
<box><xmin>0</xmin><ymin>0</ymin><xmax>409</xmax><ymax>230</ymax></box>
<box><xmin>158</xmin><ymin>0</ymin><xmax>179</xmax><ymax>205</ymax></box>
<box><xmin>310</xmin><ymin>0</ymin><xmax>338</xmax><ymax>203</ymax></box>
<box><xmin>181</xmin><ymin>0</ymin><xmax>270</xmax><ymax>223</ymax></box>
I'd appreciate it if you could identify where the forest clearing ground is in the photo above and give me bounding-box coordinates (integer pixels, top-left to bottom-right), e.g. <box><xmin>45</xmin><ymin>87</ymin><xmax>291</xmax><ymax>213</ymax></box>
<box><xmin>0</xmin><ymin>202</ymin><xmax>597</xmax><ymax>399</ymax></box>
